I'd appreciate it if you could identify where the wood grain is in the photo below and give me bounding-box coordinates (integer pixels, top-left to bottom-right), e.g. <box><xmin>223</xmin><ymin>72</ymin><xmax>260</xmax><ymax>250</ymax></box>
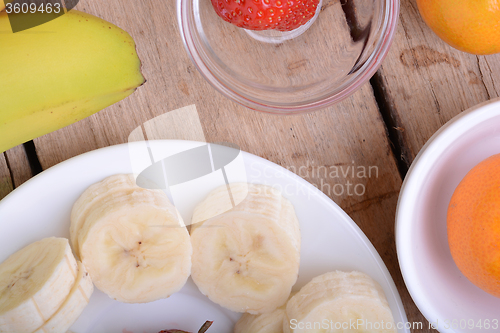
<box><xmin>0</xmin><ymin>153</ymin><xmax>13</xmax><ymax>200</ymax></box>
<box><xmin>10</xmin><ymin>0</ymin><xmax>425</xmax><ymax>329</ymax></box>
<box><xmin>377</xmin><ymin>0</ymin><xmax>500</xmax><ymax>165</ymax></box>
<box><xmin>0</xmin><ymin>145</ymin><xmax>32</xmax><ymax>200</ymax></box>
<box><xmin>4</xmin><ymin>145</ymin><xmax>32</xmax><ymax>188</ymax></box>
<box><xmin>140</xmin><ymin>104</ymin><xmax>207</xmax><ymax>142</ymax></box>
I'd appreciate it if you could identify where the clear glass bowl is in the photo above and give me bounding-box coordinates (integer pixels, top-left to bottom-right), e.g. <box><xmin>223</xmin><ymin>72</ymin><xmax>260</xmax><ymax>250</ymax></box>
<box><xmin>178</xmin><ymin>0</ymin><xmax>399</xmax><ymax>114</ymax></box>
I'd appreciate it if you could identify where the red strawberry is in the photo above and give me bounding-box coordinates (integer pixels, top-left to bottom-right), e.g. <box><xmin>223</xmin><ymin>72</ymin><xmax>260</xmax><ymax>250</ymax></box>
<box><xmin>211</xmin><ymin>0</ymin><xmax>320</xmax><ymax>31</ymax></box>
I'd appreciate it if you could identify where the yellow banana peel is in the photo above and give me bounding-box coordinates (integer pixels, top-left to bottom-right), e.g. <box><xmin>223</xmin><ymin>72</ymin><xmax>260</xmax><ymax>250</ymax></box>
<box><xmin>0</xmin><ymin>10</ymin><xmax>145</xmax><ymax>153</ymax></box>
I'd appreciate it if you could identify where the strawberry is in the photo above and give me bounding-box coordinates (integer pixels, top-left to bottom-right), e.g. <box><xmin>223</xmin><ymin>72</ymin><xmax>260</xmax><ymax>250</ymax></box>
<box><xmin>211</xmin><ymin>0</ymin><xmax>320</xmax><ymax>31</ymax></box>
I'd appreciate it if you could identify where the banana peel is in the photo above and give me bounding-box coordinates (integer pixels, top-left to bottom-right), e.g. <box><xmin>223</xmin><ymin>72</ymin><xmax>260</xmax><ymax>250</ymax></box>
<box><xmin>0</xmin><ymin>10</ymin><xmax>145</xmax><ymax>153</ymax></box>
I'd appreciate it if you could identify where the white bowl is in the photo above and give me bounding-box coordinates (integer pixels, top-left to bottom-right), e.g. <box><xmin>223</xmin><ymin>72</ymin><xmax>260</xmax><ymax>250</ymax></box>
<box><xmin>396</xmin><ymin>98</ymin><xmax>500</xmax><ymax>333</ymax></box>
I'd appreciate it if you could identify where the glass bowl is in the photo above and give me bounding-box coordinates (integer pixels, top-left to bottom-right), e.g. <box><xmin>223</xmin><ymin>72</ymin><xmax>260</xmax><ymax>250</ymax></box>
<box><xmin>177</xmin><ymin>0</ymin><xmax>399</xmax><ymax>114</ymax></box>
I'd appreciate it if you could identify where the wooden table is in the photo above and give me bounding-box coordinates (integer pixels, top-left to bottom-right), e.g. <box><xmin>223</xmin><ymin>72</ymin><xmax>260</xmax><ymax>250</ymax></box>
<box><xmin>1</xmin><ymin>0</ymin><xmax>499</xmax><ymax>331</ymax></box>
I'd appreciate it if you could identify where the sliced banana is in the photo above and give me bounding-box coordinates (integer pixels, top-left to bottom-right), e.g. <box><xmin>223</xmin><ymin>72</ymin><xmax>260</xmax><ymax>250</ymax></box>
<box><xmin>191</xmin><ymin>184</ymin><xmax>300</xmax><ymax>314</ymax></box>
<box><xmin>192</xmin><ymin>183</ymin><xmax>281</xmax><ymax>225</ymax></box>
<box><xmin>191</xmin><ymin>211</ymin><xmax>300</xmax><ymax>314</ymax></box>
<box><xmin>75</xmin><ymin>175</ymin><xmax>192</xmax><ymax>303</ymax></box>
<box><xmin>234</xmin><ymin>305</ymin><xmax>286</xmax><ymax>333</ymax></box>
<box><xmin>0</xmin><ymin>237</ymin><xmax>78</xmax><ymax>333</ymax></box>
<box><xmin>234</xmin><ymin>293</ymin><xmax>295</xmax><ymax>333</ymax></box>
<box><xmin>192</xmin><ymin>183</ymin><xmax>300</xmax><ymax>251</ymax></box>
<box><xmin>70</xmin><ymin>174</ymin><xmax>140</xmax><ymax>258</ymax></box>
<box><xmin>33</xmin><ymin>261</ymin><xmax>93</xmax><ymax>333</ymax></box>
<box><xmin>283</xmin><ymin>271</ymin><xmax>396</xmax><ymax>333</ymax></box>
<box><xmin>191</xmin><ymin>183</ymin><xmax>250</xmax><ymax>226</ymax></box>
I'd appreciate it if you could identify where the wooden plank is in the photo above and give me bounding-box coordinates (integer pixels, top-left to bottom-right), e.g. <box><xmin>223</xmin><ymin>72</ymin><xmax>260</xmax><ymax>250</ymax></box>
<box><xmin>4</xmin><ymin>145</ymin><xmax>33</xmax><ymax>188</ymax></box>
<box><xmin>24</xmin><ymin>0</ymin><xmax>419</xmax><ymax>328</ymax></box>
<box><xmin>0</xmin><ymin>144</ymin><xmax>33</xmax><ymax>201</ymax></box>
<box><xmin>0</xmin><ymin>153</ymin><xmax>13</xmax><ymax>200</ymax></box>
<box><xmin>376</xmin><ymin>0</ymin><xmax>500</xmax><ymax>165</ymax></box>
<box><xmin>140</xmin><ymin>104</ymin><xmax>207</xmax><ymax>143</ymax></box>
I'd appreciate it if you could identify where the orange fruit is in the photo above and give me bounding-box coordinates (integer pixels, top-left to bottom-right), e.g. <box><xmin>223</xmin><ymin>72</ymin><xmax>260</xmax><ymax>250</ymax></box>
<box><xmin>448</xmin><ymin>154</ymin><xmax>500</xmax><ymax>297</ymax></box>
<box><xmin>416</xmin><ymin>0</ymin><xmax>500</xmax><ymax>55</ymax></box>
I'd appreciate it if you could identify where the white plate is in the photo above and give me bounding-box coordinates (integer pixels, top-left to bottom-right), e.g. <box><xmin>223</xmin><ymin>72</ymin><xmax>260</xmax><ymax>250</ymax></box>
<box><xmin>0</xmin><ymin>140</ymin><xmax>409</xmax><ymax>333</ymax></box>
<box><xmin>396</xmin><ymin>98</ymin><xmax>500</xmax><ymax>333</ymax></box>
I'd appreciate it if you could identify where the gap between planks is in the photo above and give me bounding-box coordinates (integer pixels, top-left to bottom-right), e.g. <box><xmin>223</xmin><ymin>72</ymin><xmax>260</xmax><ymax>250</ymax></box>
<box><xmin>370</xmin><ymin>74</ymin><xmax>410</xmax><ymax>179</ymax></box>
<box><xmin>340</xmin><ymin>0</ymin><xmax>411</xmax><ymax>180</ymax></box>
<box><xmin>23</xmin><ymin>141</ymin><xmax>43</xmax><ymax>177</ymax></box>
<box><xmin>1</xmin><ymin>141</ymin><xmax>41</xmax><ymax>195</ymax></box>
<box><xmin>0</xmin><ymin>152</ymin><xmax>14</xmax><ymax>200</ymax></box>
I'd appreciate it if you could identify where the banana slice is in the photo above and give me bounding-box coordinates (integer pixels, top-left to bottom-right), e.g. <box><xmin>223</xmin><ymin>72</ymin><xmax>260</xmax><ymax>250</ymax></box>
<box><xmin>283</xmin><ymin>271</ymin><xmax>396</xmax><ymax>333</ymax></box>
<box><xmin>192</xmin><ymin>183</ymin><xmax>300</xmax><ymax>251</ymax></box>
<box><xmin>234</xmin><ymin>293</ymin><xmax>295</xmax><ymax>333</ymax></box>
<box><xmin>234</xmin><ymin>305</ymin><xmax>286</xmax><ymax>333</ymax></box>
<box><xmin>75</xmin><ymin>177</ymin><xmax>192</xmax><ymax>303</ymax></box>
<box><xmin>191</xmin><ymin>211</ymin><xmax>300</xmax><ymax>314</ymax></box>
<box><xmin>70</xmin><ymin>174</ymin><xmax>138</xmax><ymax>258</ymax></box>
<box><xmin>192</xmin><ymin>183</ymin><xmax>283</xmax><ymax>225</ymax></box>
<box><xmin>191</xmin><ymin>183</ymin><xmax>250</xmax><ymax>225</ymax></box>
<box><xmin>0</xmin><ymin>237</ymin><xmax>78</xmax><ymax>333</ymax></box>
<box><xmin>33</xmin><ymin>261</ymin><xmax>93</xmax><ymax>333</ymax></box>
<box><xmin>191</xmin><ymin>184</ymin><xmax>300</xmax><ymax>314</ymax></box>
